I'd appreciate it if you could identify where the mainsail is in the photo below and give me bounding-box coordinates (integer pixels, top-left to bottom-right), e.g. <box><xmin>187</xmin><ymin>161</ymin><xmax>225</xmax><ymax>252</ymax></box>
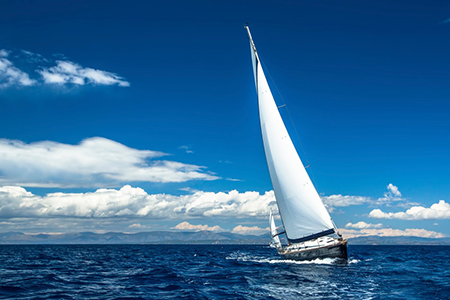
<box><xmin>245</xmin><ymin>25</ymin><xmax>335</xmax><ymax>243</ymax></box>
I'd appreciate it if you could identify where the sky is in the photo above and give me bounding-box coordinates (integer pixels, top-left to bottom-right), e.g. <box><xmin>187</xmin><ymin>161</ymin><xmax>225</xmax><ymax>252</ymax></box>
<box><xmin>1</xmin><ymin>0</ymin><xmax>449</xmax><ymax>238</ymax></box>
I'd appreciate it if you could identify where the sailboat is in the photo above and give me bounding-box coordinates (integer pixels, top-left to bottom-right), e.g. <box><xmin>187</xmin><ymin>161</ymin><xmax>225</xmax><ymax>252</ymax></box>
<box><xmin>245</xmin><ymin>25</ymin><xmax>348</xmax><ymax>261</ymax></box>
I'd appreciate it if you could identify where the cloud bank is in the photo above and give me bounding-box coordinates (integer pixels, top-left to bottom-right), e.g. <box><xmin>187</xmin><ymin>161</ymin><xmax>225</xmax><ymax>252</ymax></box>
<box><xmin>170</xmin><ymin>222</ymin><xmax>268</xmax><ymax>235</ymax></box>
<box><xmin>369</xmin><ymin>200</ymin><xmax>450</xmax><ymax>220</ymax></box>
<box><xmin>0</xmin><ymin>137</ymin><xmax>218</xmax><ymax>187</ymax></box>
<box><xmin>0</xmin><ymin>184</ymin><xmax>446</xmax><ymax>237</ymax></box>
<box><xmin>0</xmin><ymin>185</ymin><xmax>276</xmax><ymax>219</ymax></box>
<box><xmin>340</xmin><ymin>228</ymin><xmax>446</xmax><ymax>239</ymax></box>
<box><xmin>0</xmin><ymin>49</ymin><xmax>129</xmax><ymax>88</ymax></box>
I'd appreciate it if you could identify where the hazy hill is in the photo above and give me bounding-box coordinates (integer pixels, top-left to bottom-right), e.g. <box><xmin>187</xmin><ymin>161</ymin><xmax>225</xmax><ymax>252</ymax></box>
<box><xmin>1</xmin><ymin>231</ymin><xmax>449</xmax><ymax>245</ymax></box>
<box><xmin>0</xmin><ymin>231</ymin><xmax>270</xmax><ymax>245</ymax></box>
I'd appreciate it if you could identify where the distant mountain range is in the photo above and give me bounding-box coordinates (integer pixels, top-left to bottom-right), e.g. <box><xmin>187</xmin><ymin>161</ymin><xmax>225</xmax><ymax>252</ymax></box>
<box><xmin>0</xmin><ymin>231</ymin><xmax>449</xmax><ymax>245</ymax></box>
<box><xmin>0</xmin><ymin>231</ymin><xmax>270</xmax><ymax>245</ymax></box>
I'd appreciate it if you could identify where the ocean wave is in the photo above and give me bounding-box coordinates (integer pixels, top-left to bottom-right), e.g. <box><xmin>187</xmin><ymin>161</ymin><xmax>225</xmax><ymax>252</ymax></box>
<box><xmin>226</xmin><ymin>251</ymin><xmax>354</xmax><ymax>265</ymax></box>
<box><xmin>0</xmin><ymin>244</ymin><xmax>448</xmax><ymax>299</ymax></box>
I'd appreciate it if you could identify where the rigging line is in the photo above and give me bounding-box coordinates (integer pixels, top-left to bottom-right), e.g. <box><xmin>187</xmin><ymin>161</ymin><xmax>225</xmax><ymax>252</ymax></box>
<box><xmin>259</xmin><ymin>58</ymin><xmax>311</xmax><ymax>170</ymax></box>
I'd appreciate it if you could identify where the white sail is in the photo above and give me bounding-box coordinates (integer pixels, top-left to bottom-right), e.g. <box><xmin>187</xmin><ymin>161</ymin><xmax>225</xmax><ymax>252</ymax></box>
<box><xmin>245</xmin><ymin>26</ymin><xmax>335</xmax><ymax>243</ymax></box>
<box><xmin>269</xmin><ymin>210</ymin><xmax>282</xmax><ymax>248</ymax></box>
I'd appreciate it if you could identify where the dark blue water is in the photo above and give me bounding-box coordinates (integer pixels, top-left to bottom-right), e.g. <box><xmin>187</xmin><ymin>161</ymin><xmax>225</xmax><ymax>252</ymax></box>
<box><xmin>0</xmin><ymin>245</ymin><xmax>449</xmax><ymax>299</ymax></box>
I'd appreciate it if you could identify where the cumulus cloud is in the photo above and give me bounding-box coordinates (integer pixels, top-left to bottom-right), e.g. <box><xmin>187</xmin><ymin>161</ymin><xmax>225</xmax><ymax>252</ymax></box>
<box><xmin>376</xmin><ymin>183</ymin><xmax>405</xmax><ymax>204</ymax></box>
<box><xmin>340</xmin><ymin>228</ymin><xmax>446</xmax><ymax>239</ymax></box>
<box><xmin>171</xmin><ymin>221</ymin><xmax>225</xmax><ymax>232</ymax></box>
<box><xmin>387</xmin><ymin>183</ymin><xmax>401</xmax><ymax>197</ymax></box>
<box><xmin>0</xmin><ymin>137</ymin><xmax>218</xmax><ymax>187</ymax></box>
<box><xmin>0</xmin><ymin>185</ymin><xmax>276</xmax><ymax>219</ymax></box>
<box><xmin>231</xmin><ymin>225</ymin><xmax>269</xmax><ymax>236</ymax></box>
<box><xmin>128</xmin><ymin>223</ymin><xmax>146</xmax><ymax>228</ymax></box>
<box><xmin>345</xmin><ymin>221</ymin><xmax>383</xmax><ymax>229</ymax></box>
<box><xmin>38</xmin><ymin>60</ymin><xmax>129</xmax><ymax>87</ymax></box>
<box><xmin>322</xmin><ymin>183</ymin><xmax>416</xmax><ymax>211</ymax></box>
<box><xmin>369</xmin><ymin>200</ymin><xmax>450</xmax><ymax>220</ymax></box>
<box><xmin>0</xmin><ymin>49</ymin><xmax>129</xmax><ymax>88</ymax></box>
<box><xmin>0</xmin><ymin>54</ymin><xmax>36</xmax><ymax>88</ymax></box>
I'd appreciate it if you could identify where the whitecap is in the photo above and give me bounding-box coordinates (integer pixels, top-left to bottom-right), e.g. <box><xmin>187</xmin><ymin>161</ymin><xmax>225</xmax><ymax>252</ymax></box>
<box><xmin>226</xmin><ymin>251</ymin><xmax>343</xmax><ymax>265</ymax></box>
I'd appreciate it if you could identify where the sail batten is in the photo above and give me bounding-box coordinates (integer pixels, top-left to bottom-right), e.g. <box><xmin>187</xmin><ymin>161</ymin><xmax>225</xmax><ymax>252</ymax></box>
<box><xmin>246</xmin><ymin>26</ymin><xmax>335</xmax><ymax>242</ymax></box>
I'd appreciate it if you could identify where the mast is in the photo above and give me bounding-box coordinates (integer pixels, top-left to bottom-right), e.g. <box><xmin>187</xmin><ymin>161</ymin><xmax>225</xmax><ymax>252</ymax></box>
<box><xmin>245</xmin><ymin>25</ymin><xmax>336</xmax><ymax>243</ymax></box>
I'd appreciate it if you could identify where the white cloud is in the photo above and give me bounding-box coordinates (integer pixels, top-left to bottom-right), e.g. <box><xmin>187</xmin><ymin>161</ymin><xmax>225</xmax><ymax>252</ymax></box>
<box><xmin>0</xmin><ymin>57</ymin><xmax>36</xmax><ymax>88</ymax></box>
<box><xmin>323</xmin><ymin>184</ymin><xmax>417</xmax><ymax>211</ymax></box>
<box><xmin>0</xmin><ymin>137</ymin><xmax>218</xmax><ymax>187</ymax></box>
<box><xmin>387</xmin><ymin>183</ymin><xmax>401</xmax><ymax>197</ymax></box>
<box><xmin>376</xmin><ymin>183</ymin><xmax>404</xmax><ymax>204</ymax></box>
<box><xmin>20</xmin><ymin>50</ymin><xmax>48</xmax><ymax>64</ymax></box>
<box><xmin>369</xmin><ymin>200</ymin><xmax>450</xmax><ymax>220</ymax></box>
<box><xmin>129</xmin><ymin>223</ymin><xmax>141</xmax><ymax>228</ymax></box>
<box><xmin>178</xmin><ymin>146</ymin><xmax>193</xmax><ymax>154</ymax></box>
<box><xmin>226</xmin><ymin>178</ymin><xmax>243</xmax><ymax>182</ymax></box>
<box><xmin>0</xmin><ymin>49</ymin><xmax>129</xmax><ymax>88</ymax></box>
<box><xmin>232</xmin><ymin>225</ymin><xmax>269</xmax><ymax>236</ymax></box>
<box><xmin>321</xmin><ymin>194</ymin><xmax>370</xmax><ymax>212</ymax></box>
<box><xmin>38</xmin><ymin>60</ymin><xmax>129</xmax><ymax>87</ymax></box>
<box><xmin>171</xmin><ymin>221</ymin><xmax>225</xmax><ymax>232</ymax></box>
<box><xmin>345</xmin><ymin>221</ymin><xmax>383</xmax><ymax>229</ymax></box>
<box><xmin>340</xmin><ymin>228</ymin><xmax>446</xmax><ymax>239</ymax></box>
<box><xmin>129</xmin><ymin>223</ymin><xmax>145</xmax><ymax>228</ymax></box>
<box><xmin>322</xmin><ymin>194</ymin><xmax>370</xmax><ymax>207</ymax></box>
<box><xmin>0</xmin><ymin>185</ymin><xmax>277</xmax><ymax>219</ymax></box>
<box><xmin>0</xmin><ymin>49</ymin><xmax>9</xmax><ymax>57</ymax></box>
<box><xmin>178</xmin><ymin>187</ymin><xmax>201</xmax><ymax>194</ymax></box>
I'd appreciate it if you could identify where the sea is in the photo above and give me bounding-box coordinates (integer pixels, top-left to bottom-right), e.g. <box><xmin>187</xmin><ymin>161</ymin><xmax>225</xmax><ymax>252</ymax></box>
<box><xmin>0</xmin><ymin>244</ymin><xmax>449</xmax><ymax>299</ymax></box>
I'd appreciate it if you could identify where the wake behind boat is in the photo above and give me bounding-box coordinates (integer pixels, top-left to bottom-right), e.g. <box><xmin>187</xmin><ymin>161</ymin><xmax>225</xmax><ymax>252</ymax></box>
<box><xmin>245</xmin><ymin>25</ymin><xmax>347</xmax><ymax>261</ymax></box>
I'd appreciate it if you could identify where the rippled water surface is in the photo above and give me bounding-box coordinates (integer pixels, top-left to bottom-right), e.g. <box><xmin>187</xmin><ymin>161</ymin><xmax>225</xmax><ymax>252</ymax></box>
<box><xmin>1</xmin><ymin>244</ymin><xmax>449</xmax><ymax>299</ymax></box>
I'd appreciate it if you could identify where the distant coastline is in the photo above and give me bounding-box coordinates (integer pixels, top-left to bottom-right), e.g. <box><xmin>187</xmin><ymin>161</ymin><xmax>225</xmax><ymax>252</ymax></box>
<box><xmin>1</xmin><ymin>231</ymin><xmax>449</xmax><ymax>245</ymax></box>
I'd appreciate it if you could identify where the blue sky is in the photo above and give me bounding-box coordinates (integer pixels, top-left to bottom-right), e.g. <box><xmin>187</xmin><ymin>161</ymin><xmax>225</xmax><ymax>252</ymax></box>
<box><xmin>1</xmin><ymin>0</ymin><xmax>449</xmax><ymax>238</ymax></box>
